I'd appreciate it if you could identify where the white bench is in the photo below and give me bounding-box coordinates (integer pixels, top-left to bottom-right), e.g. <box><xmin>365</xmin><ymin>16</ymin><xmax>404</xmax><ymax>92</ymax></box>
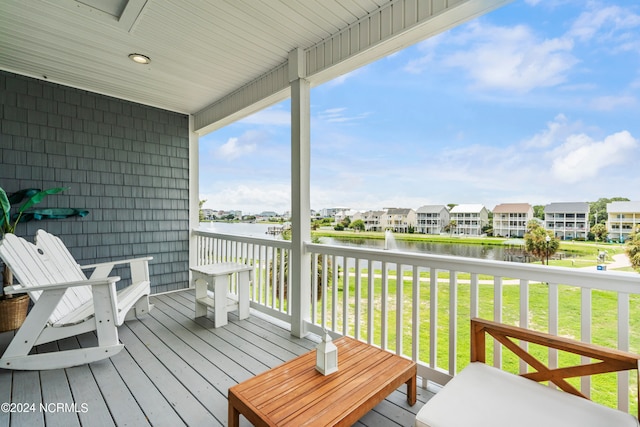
<box><xmin>416</xmin><ymin>318</ymin><xmax>640</xmax><ymax>427</ymax></box>
<box><xmin>191</xmin><ymin>262</ymin><xmax>253</xmax><ymax>328</ymax></box>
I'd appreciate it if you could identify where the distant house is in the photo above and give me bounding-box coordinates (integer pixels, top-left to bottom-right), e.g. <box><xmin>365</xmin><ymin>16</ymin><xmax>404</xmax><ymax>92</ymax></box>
<box><xmin>606</xmin><ymin>201</ymin><xmax>640</xmax><ymax>242</ymax></box>
<box><xmin>544</xmin><ymin>202</ymin><xmax>589</xmax><ymax>240</ymax></box>
<box><xmin>449</xmin><ymin>204</ymin><xmax>488</xmax><ymax>236</ymax></box>
<box><xmin>357</xmin><ymin>210</ymin><xmax>382</xmax><ymax>231</ymax></box>
<box><xmin>416</xmin><ymin>205</ymin><xmax>450</xmax><ymax>234</ymax></box>
<box><xmin>319</xmin><ymin>207</ymin><xmax>346</xmax><ymax>218</ymax></box>
<box><xmin>334</xmin><ymin>209</ymin><xmax>359</xmax><ymax>224</ymax></box>
<box><xmin>381</xmin><ymin>208</ymin><xmax>416</xmax><ymax>233</ymax></box>
<box><xmin>492</xmin><ymin>203</ymin><xmax>533</xmax><ymax>238</ymax></box>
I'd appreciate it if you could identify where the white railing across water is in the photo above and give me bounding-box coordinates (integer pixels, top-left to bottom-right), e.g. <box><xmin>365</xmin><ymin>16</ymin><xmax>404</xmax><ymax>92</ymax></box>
<box><xmin>194</xmin><ymin>229</ymin><xmax>640</xmax><ymax>415</ymax></box>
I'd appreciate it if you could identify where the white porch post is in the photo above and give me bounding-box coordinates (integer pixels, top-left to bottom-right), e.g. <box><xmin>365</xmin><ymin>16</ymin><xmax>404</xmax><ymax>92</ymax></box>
<box><xmin>188</xmin><ymin>115</ymin><xmax>200</xmax><ymax>273</ymax></box>
<box><xmin>289</xmin><ymin>48</ymin><xmax>311</xmax><ymax>338</ymax></box>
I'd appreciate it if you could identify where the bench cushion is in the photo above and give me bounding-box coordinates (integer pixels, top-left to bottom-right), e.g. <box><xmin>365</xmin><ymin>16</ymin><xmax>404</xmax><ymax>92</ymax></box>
<box><xmin>416</xmin><ymin>362</ymin><xmax>639</xmax><ymax>427</ymax></box>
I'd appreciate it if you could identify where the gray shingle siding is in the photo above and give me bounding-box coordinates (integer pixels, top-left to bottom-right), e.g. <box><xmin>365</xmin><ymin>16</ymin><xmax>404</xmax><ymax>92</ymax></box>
<box><xmin>1</xmin><ymin>71</ymin><xmax>189</xmax><ymax>294</ymax></box>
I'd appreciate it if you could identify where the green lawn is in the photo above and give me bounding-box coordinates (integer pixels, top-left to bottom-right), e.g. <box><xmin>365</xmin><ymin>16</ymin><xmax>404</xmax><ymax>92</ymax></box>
<box><xmin>314</xmin><ymin>267</ymin><xmax>640</xmax><ymax>414</ymax></box>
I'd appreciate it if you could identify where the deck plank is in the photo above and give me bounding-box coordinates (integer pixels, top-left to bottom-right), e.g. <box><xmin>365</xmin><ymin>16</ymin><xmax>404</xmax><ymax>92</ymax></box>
<box><xmin>76</xmin><ymin>333</ymin><xmax>151</xmax><ymax>427</ymax></box>
<box><xmin>0</xmin><ymin>290</ymin><xmax>427</xmax><ymax>426</ymax></box>
<box><xmin>11</xmin><ymin>371</ymin><xmax>44</xmax><ymax>427</ymax></box>
<box><xmin>119</xmin><ymin>321</ymin><xmax>223</xmax><ymax>426</ymax></box>
<box><xmin>58</xmin><ymin>337</ymin><xmax>115</xmax><ymax>427</ymax></box>
<box><xmin>107</xmin><ymin>334</ymin><xmax>187</xmax><ymax>427</ymax></box>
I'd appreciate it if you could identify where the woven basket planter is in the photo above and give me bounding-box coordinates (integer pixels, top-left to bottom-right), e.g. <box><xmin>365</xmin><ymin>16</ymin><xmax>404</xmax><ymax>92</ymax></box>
<box><xmin>0</xmin><ymin>294</ymin><xmax>29</xmax><ymax>332</ymax></box>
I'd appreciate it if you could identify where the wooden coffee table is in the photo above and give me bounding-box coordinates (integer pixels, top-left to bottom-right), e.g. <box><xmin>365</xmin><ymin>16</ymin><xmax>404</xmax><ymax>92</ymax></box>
<box><xmin>228</xmin><ymin>336</ymin><xmax>417</xmax><ymax>426</ymax></box>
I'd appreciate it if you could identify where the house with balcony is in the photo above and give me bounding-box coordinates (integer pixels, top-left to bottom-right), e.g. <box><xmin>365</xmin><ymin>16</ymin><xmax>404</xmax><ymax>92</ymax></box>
<box><xmin>359</xmin><ymin>210</ymin><xmax>385</xmax><ymax>232</ymax></box>
<box><xmin>449</xmin><ymin>204</ymin><xmax>489</xmax><ymax>236</ymax></box>
<box><xmin>416</xmin><ymin>205</ymin><xmax>450</xmax><ymax>234</ymax></box>
<box><xmin>606</xmin><ymin>201</ymin><xmax>640</xmax><ymax>242</ymax></box>
<box><xmin>492</xmin><ymin>203</ymin><xmax>533</xmax><ymax>238</ymax></box>
<box><xmin>544</xmin><ymin>202</ymin><xmax>590</xmax><ymax>240</ymax></box>
<box><xmin>381</xmin><ymin>208</ymin><xmax>417</xmax><ymax>233</ymax></box>
<box><xmin>1</xmin><ymin>1</ymin><xmax>639</xmax><ymax>425</ymax></box>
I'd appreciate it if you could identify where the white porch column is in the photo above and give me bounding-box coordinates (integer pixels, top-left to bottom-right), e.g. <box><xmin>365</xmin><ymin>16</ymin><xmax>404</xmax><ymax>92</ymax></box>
<box><xmin>289</xmin><ymin>48</ymin><xmax>311</xmax><ymax>338</ymax></box>
<box><xmin>188</xmin><ymin>115</ymin><xmax>199</xmax><ymax>273</ymax></box>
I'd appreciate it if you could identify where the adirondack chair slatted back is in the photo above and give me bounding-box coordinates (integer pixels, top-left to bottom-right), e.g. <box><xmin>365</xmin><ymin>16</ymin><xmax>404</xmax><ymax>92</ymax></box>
<box><xmin>0</xmin><ymin>233</ymin><xmax>93</xmax><ymax>324</ymax></box>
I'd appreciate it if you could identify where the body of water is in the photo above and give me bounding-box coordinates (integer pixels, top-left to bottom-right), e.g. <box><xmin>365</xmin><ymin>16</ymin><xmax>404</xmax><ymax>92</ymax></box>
<box><xmin>200</xmin><ymin>222</ymin><xmax>518</xmax><ymax>261</ymax></box>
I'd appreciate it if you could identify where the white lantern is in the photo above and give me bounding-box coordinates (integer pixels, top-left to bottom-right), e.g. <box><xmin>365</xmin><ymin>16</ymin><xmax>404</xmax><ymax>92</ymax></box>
<box><xmin>315</xmin><ymin>331</ymin><xmax>338</xmax><ymax>375</ymax></box>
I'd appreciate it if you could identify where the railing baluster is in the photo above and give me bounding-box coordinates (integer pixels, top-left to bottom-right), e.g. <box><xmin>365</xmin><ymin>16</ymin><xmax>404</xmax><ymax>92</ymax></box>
<box><xmin>618</xmin><ymin>292</ymin><xmax>630</xmax><ymax>413</ymax></box>
<box><xmin>342</xmin><ymin>256</ymin><xmax>349</xmax><ymax>336</ymax></box>
<box><xmin>367</xmin><ymin>259</ymin><xmax>374</xmax><ymax>345</ymax></box>
<box><xmin>548</xmin><ymin>282</ymin><xmax>559</xmax><ymax>375</ymax></box>
<box><xmin>396</xmin><ymin>264</ymin><xmax>404</xmax><ymax>356</ymax></box>
<box><xmin>381</xmin><ymin>261</ymin><xmax>388</xmax><ymax>350</ymax></box>
<box><xmin>411</xmin><ymin>266</ymin><xmax>419</xmax><ymax>362</ymax></box>
<box><xmin>494</xmin><ymin>276</ymin><xmax>503</xmax><ymax>369</ymax></box>
<box><xmin>332</xmin><ymin>255</ymin><xmax>338</xmax><ymax>332</ymax></box>
<box><xmin>311</xmin><ymin>253</ymin><xmax>318</xmax><ymax>324</ymax></box>
<box><xmin>270</xmin><ymin>246</ymin><xmax>276</xmax><ymax>309</ymax></box>
<box><xmin>429</xmin><ymin>267</ymin><xmax>438</xmax><ymax>370</ymax></box>
<box><xmin>321</xmin><ymin>254</ymin><xmax>328</xmax><ymax>331</ymax></box>
<box><xmin>581</xmin><ymin>287</ymin><xmax>592</xmax><ymax>397</ymax></box>
<box><xmin>354</xmin><ymin>258</ymin><xmax>361</xmax><ymax>340</ymax></box>
<box><xmin>519</xmin><ymin>279</ymin><xmax>529</xmax><ymax>374</ymax></box>
<box><xmin>470</xmin><ymin>273</ymin><xmax>479</xmax><ymax>318</ymax></box>
<box><xmin>449</xmin><ymin>271</ymin><xmax>457</xmax><ymax>375</ymax></box>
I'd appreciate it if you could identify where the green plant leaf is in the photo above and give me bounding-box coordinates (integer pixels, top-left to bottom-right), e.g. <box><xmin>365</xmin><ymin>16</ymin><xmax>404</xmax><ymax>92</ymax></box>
<box><xmin>18</xmin><ymin>187</ymin><xmax>68</xmax><ymax>213</ymax></box>
<box><xmin>0</xmin><ymin>188</ymin><xmax>10</xmax><ymax>230</ymax></box>
<box><xmin>7</xmin><ymin>188</ymin><xmax>40</xmax><ymax>205</ymax></box>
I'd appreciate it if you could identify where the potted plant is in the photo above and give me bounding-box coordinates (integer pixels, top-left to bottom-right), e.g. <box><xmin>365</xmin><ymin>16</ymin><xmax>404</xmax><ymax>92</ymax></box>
<box><xmin>0</xmin><ymin>187</ymin><xmax>68</xmax><ymax>332</ymax></box>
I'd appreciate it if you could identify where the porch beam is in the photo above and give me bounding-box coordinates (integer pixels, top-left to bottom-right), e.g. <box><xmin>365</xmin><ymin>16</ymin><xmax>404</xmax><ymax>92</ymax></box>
<box><xmin>193</xmin><ymin>0</ymin><xmax>511</xmax><ymax>134</ymax></box>
<box><xmin>289</xmin><ymin>48</ymin><xmax>311</xmax><ymax>338</ymax></box>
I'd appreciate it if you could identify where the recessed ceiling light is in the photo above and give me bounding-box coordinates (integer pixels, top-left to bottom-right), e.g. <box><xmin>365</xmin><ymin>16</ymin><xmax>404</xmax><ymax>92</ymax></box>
<box><xmin>128</xmin><ymin>53</ymin><xmax>151</xmax><ymax>64</ymax></box>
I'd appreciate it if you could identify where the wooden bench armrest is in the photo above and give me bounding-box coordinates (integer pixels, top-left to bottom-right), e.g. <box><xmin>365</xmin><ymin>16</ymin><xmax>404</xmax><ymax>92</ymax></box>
<box><xmin>470</xmin><ymin>317</ymin><xmax>640</xmax><ymax>418</ymax></box>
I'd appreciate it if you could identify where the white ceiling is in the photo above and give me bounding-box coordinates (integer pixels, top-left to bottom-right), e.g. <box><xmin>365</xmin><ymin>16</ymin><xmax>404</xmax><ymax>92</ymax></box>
<box><xmin>0</xmin><ymin>0</ymin><xmax>509</xmax><ymax>132</ymax></box>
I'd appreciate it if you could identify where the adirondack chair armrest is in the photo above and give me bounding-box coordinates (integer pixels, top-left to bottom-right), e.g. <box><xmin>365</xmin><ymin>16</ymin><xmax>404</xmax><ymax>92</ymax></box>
<box><xmin>81</xmin><ymin>256</ymin><xmax>152</xmax><ymax>284</ymax></box>
<box><xmin>80</xmin><ymin>256</ymin><xmax>153</xmax><ymax>271</ymax></box>
<box><xmin>3</xmin><ymin>276</ymin><xmax>121</xmax><ymax>295</ymax></box>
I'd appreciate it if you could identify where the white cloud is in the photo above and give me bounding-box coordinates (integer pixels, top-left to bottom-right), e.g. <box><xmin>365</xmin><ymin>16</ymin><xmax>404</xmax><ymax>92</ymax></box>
<box><xmin>316</xmin><ymin>107</ymin><xmax>370</xmax><ymax>123</ymax></box>
<box><xmin>239</xmin><ymin>106</ymin><xmax>290</xmax><ymax>126</ymax></box>
<box><xmin>327</xmin><ymin>68</ymin><xmax>363</xmax><ymax>86</ymax></box>
<box><xmin>549</xmin><ymin>130</ymin><xmax>639</xmax><ymax>183</ymax></box>
<box><xmin>406</xmin><ymin>20</ymin><xmax>578</xmax><ymax>93</ymax></box>
<box><xmin>204</xmin><ymin>184</ymin><xmax>290</xmax><ymax>214</ymax></box>
<box><xmin>522</xmin><ymin>114</ymin><xmax>580</xmax><ymax>148</ymax></box>
<box><xmin>404</xmin><ymin>36</ymin><xmax>441</xmax><ymax>74</ymax></box>
<box><xmin>443</xmin><ymin>22</ymin><xmax>577</xmax><ymax>93</ymax></box>
<box><xmin>217</xmin><ymin>137</ymin><xmax>255</xmax><ymax>160</ymax></box>
<box><xmin>589</xmin><ymin>95</ymin><xmax>636</xmax><ymax>111</ymax></box>
<box><xmin>215</xmin><ymin>130</ymin><xmax>266</xmax><ymax>160</ymax></box>
<box><xmin>569</xmin><ymin>4</ymin><xmax>640</xmax><ymax>45</ymax></box>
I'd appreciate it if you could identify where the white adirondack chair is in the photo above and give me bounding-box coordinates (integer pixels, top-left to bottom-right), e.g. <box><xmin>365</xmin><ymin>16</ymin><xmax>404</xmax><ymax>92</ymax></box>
<box><xmin>0</xmin><ymin>229</ymin><xmax>153</xmax><ymax>370</ymax></box>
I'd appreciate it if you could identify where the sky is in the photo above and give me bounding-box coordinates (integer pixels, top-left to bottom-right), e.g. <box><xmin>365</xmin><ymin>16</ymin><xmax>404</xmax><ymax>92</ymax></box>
<box><xmin>199</xmin><ymin>0</ymin><xmax>640</xmax><ymax>215</ymax></box>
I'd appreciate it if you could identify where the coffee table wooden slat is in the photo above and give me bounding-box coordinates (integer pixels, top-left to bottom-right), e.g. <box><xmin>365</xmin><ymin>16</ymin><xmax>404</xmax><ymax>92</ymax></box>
<box><xmin>228</xmin><ymin>337</ymin><xmax>416</xmax><ymax>426</ymax></box>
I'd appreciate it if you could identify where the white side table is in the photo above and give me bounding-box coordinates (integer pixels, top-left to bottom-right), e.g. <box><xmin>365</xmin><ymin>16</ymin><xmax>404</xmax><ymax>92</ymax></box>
<box><xmin>190</xmin><ymin>262</ymin><xmax>254</xmax><ymax>328</ymax></box>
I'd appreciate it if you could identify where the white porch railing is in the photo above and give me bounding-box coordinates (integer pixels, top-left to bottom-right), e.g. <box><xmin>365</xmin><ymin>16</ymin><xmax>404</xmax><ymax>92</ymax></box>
<box><xmin>193</xmin><ymin>229</ymin><xmax>292</xmax><ymax>324</ymax></box>
<box><xmin>193</xmin><ymin>229</ymin><xmax>640</xmax><ymax>415</ymax></box>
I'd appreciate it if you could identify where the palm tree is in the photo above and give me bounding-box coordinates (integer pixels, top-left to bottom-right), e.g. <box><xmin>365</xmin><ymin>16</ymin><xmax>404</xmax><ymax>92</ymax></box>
<box><xmin>443</xmin><ymin>220</ymin><xmax>457</xmax><ymax>236</ymax></box>
<box><xmin>524</xmin><ymin>224</ymin><xmax>559</xmax><ymax>265</ymax></box>
<box><xmin>625</xmin><ymin>229</ymin><xmax>640</xmax><ymax>272</ymax></box>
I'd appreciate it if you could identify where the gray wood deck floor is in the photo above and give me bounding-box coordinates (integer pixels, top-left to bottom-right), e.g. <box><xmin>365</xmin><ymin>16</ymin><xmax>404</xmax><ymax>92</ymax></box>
<box><xmin>0</xmin><ymin>290</ymin><xmax>433</xmax><ymax>427</ymax></box>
